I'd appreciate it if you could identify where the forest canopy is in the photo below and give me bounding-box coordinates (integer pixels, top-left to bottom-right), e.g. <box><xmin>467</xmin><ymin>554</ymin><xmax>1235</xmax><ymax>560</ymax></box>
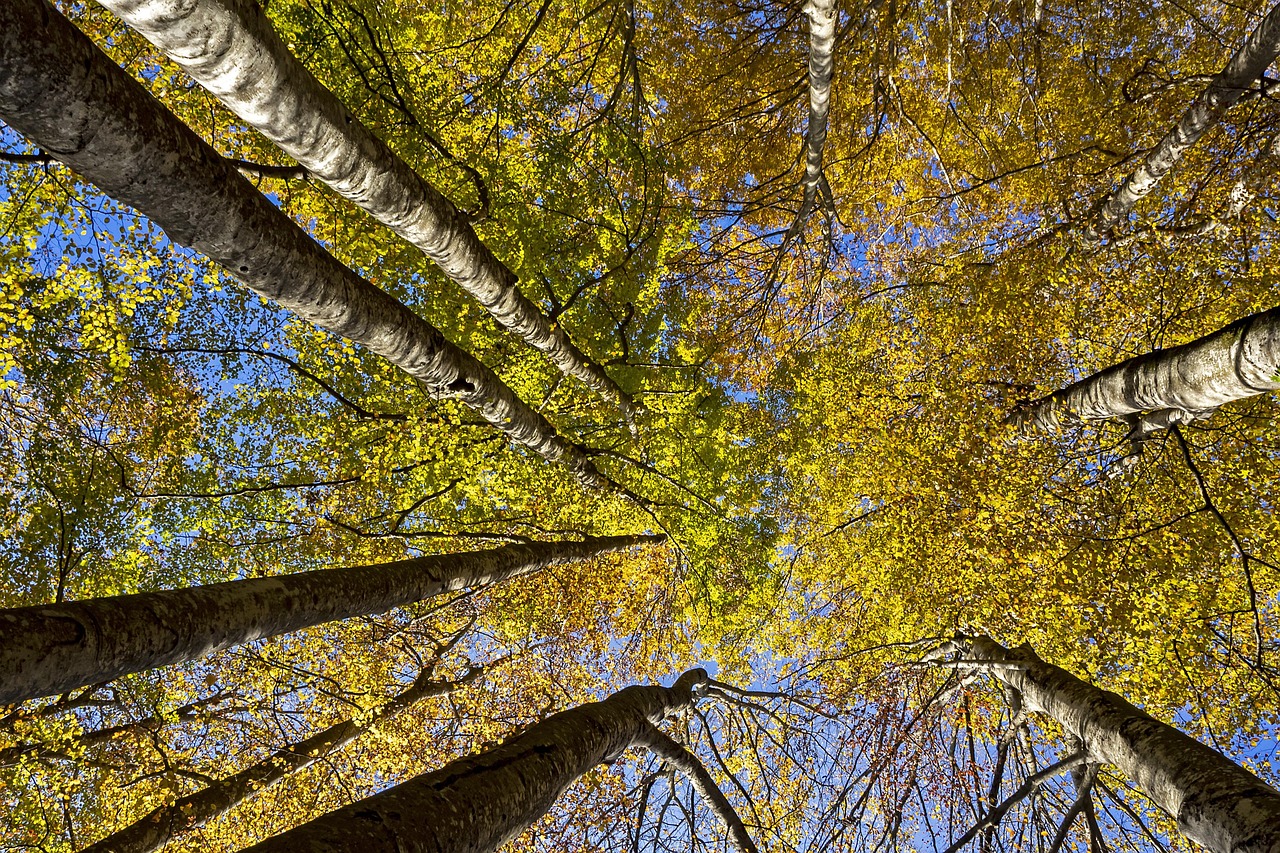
<box><xmin>2</xmin><ymin>0</ymin><xmax>1280</xmax><ymax>849</ymax></box>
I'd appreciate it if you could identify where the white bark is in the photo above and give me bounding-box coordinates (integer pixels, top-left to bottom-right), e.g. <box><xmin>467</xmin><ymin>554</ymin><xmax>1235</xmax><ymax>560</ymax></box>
<box><xmin>0</xmin><ymin>0</ymin><xmax>605</xmax><ymax>486</ymax></box>
<box><xmin>1090</xmin><ymin>2</ymin><xmax>1280</xmax><ymax>239</ymax></box>
<box><xmin>238</xmin><ymin>669</ymin><xmax>710</xmax><ymax>853</ymax></box>
<box><xmin>1010</xmin><ymin>307</ymin><xmax>1280</xmax><ymax>438</ymax></box>
<box><xmin>959</xmin><ymin>636</ymin><xmax>1280</xmax><ymax>853</ymax></box>
<box><xmin>96</xmin><ymin>0</ymin><xmax>637</xmax><ymax>423</ymax></box>
<box><xmin>0</xmin><ymin>535</ymin><xmax>660</xmax><ymax>705</ymax></box>
<box><xmin>800</xmin><ymin>0</ymin><xmax>836</xmax><ymax>215</ymax></box>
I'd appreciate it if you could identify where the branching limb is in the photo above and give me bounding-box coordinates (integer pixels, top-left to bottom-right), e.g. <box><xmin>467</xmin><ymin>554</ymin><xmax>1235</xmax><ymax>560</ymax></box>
<box><xmin>638</xmin><ymin>723</ymin><xmax>760</xmax><ymax>853</ymax></box>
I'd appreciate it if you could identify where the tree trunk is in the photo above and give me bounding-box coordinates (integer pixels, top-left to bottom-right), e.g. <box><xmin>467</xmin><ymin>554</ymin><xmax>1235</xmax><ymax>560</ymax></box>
<box><xmin>958</xmin><ymin>636</ymin><xmax>1280</xmax><ymax>853</ymax></box>
<box><xmin>0</xmin><ymin>0</ymin><xmax>605</xmax><ymax>487</ymax></box>
<box><xmin>95</xmin><ymin>0</ymin><xmax>637</xmax><ymax>424</ymax></box>
<box><xmin>0</xmin><ymin>535</ymin><xmax>661</xmax><ymax>705</ymax></box>
<box><xmin>1009</xmin><ymin>306</ymin><xmax>1280</xmax><ymax>440</ymax></box>
<box><xmin>799</xmin><ymin>0</ymin><xmax>836</xmax><ymax>218</ymax></box>
<box><xmin>238</xmin><ymin>669</ymin><xmax>709</xmax><ymax>853</ymax></box>
<box><xmin>82</xmin><ymin>666</ymin><xmax>484</xmax><ymax>853</ymax></box>
<box><xmin>1089</xmin><ymin>2</ymin><xmax>1280</xmax><ymax>240</ymax></box>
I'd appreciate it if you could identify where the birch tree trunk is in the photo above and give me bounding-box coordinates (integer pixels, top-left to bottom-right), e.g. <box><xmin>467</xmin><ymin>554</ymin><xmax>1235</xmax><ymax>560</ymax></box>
<box><xmin>238</xmin><ymin>669</ymin><xmax>710</xmax><ymax>853</ymax></box>
<box><xmin>94</xmin><ymin>0</ymin><xmax>637</xmax><ymax>423</ymax></box>
<box><xmin>0</xmin><ymin>0</ymin><xmax>605</xmax><ymax>487</ymax></box>
<box><xmin>0</xmin><ymin>535</ymin><xmax>660</xmax><ymax>705</ymax></box>
<box><xmin>1010</xmin><ymin>306</ymin><xmax>1280</xmax><ymax>440</ymax></box>
<box><xmin>958</xmin><ymin>635</ymin><xmax>1280</xmax><ymax>853</ymax></box>
<box><xmin>1089</xmin><ymin>2</ymin><xmax>1280</xmax><ymax>240</ymax></box>
<box><xmin>83</xmin><ymin>666</ymin><xmax>484</xmax><ymax>853</ymax></box>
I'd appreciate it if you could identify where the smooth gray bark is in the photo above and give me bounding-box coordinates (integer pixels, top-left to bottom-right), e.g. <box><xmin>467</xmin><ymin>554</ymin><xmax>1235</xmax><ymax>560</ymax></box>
<box><xmin>238</xmin><ymin>669</ymin><xmax>710</xmax><ymax>853</ymax></box>
<box><xmin>0</xmin><ymin>535</ymin><xmax>661</xmax><ymax>705</ymax></box>
<box><xmin>638</xmin><ymin>724</ymin><xmax>760</xmax><ymax>853</ymax></box>
<box><xmin>1010</xmin><ymin>307</ymin><xmax>1280</xmax><ymax>440</ymax></box>
<box><xmin>959</xmin><ymin>636</ymin><xmax>1280</xmax><ymax>853</ymax></box>
<box><xmin>0</xmin><ymin>0</ymin><xmax>604</xmax><ymax>486</ymax></box>
<box><xmin>83</xmin><ymin>666</ymin><xmax>483</xmax><ymax>853</ymax></box>
<box><xmin>96</xmin><ymin>0</ymin><xmax>637</xmax><ymax>423</ymax></box>
<box><xmin>1090</xmin><ymin>2</ymin><xmax>1280</xmax><ymax>240</ymax></box>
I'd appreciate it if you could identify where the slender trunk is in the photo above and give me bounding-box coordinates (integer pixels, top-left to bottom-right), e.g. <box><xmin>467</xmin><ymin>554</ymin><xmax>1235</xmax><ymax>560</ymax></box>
<box><xmin>761</xmin><ymin>0</ymin><xmax>837</xmax><ymax>294</ymax></box>
<box><xmin>95</xmin><ymin>0</ymin><xmax>636</xmax><ymax>423</ymax></box>
<box><xmin>1090</xmin><ymin>2</ymin><xmax>1280</xmax><ymax>240</ymax></box>
<box><xmin>238</xmin><ymin>669</ymin><xmax>709</xmax><ymax>853</ymax></box>
<box><xmin>800</xmin><ymin>0</ymin><xmax>836</xmax><ymax>218</ymax></box>
<box><xmin>0</xmin><ymin>0</ymin><xmax>604</xmax><ymax>486</ymax></box>
<box><xmin>637</xmin><ymin>724</ymin><xmax>759</xmax><ymax>853</ymax></box>
<box><xmin>0</xmin><ymin>691</ymin><xmax>234</xmax><ymax>766</ymax></box>
<box><xmin>0</xmin><ymin>535</ymin><xmax>661</xmax><ymax>705</ymax></box>
<box><xmin>1010</xmin><ymin>306</ymin><xmax>1280</xmax><ymax>438</ymax></box>
<box><xmin>83</xmin><ymin>666</ymin><xmax>483</xmax><ymax>853</ymax></box>
<box><xmin>959</xmin><ymin>636</ymin><xmax>1280</xmax><ymax>853</ymax></box>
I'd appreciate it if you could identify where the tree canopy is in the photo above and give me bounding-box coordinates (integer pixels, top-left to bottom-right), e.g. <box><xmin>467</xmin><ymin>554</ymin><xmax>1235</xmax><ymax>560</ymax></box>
<box><xmin>3</xmin><ymin>0</ymin><xmax>1280</xmax><ymax>849</ymax></box>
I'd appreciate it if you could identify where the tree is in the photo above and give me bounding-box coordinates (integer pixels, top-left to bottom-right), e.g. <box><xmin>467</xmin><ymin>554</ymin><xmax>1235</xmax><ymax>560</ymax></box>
<box><xmin>0</xmin><ymin>0</ymin><xmax>605</xmax><ymax>486</ymax></box>
<box><xmin>0</xmin><ymin>535</ymin><xmax>660</xmax><ymax>705</ymax></box>
<box><xmin>1088</xmin><ymin>2</ymin><xmax>1280</xmax><ymax>241</ymax></box>
<box><xmin>82</xmin><ymin>645</ymin><xmax>486</xmax><ymax>853</ymax></box>
<box><xmin>95</xmin><ymin>0</ymin><xmax>639</xmax><ymax>425</ymax></box>
<box><xmin>943</xmin><ymin>635</ymin><xmax>1280</xmax><ymax>853</ymax></box>
<box><xmin>1010</xmin><ymin>305</ymin><xmax>1280</xmax><ymax>456</ymax></box>
<box><xmin>236</xmin><ymin>668</ymin><xmax>757</xmax><ymax>853</ymax></box>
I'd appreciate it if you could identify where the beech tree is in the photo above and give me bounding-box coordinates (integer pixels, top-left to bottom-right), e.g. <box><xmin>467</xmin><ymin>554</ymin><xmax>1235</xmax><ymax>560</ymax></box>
<box><xmin>938</xmin><ymin>636</ymin><xmax>1280</xmax><ymax>853</ymax></box>
<box><xmin>235</xmin><ymin>668</ymin><xmax>758</xmax><ymax>853</ymax></box>
<box><xmin>4</xmin><ymin>0</ymin><xmax>1280</xmax><ymax>848</ymax></box>
<box><xmin>1010</xmin><ymin>306</ymin><xmax>1280</xmax><ymax>453</ymax></box>
<box><xmin>0</xmin><ymin>0</ymin><xmax>606</xmax><ymax>486</ymax></box>
<box><xmin>0</xmin><ymin>535</ymin><xmax>659</xmax><ymax>705</ymax></box>
<box><xmin>94</xmin><ymin>0</ymin><xmax>639</xmax><ymax>425</ymax></box>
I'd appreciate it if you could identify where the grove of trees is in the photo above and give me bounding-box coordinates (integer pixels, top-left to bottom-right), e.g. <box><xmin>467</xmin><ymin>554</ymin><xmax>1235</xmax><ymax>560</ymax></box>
<box><xmin>3</xmin><ymin>0</ymin><xmax>1280</xmax><ymax>849</ymax></box>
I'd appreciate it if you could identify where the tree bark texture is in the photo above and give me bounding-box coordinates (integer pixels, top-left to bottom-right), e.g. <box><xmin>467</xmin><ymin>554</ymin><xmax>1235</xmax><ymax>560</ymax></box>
<box><xmin>96</xmin><ymin>0</ymin><xmax>637</xmax><ymax>423</ymax></box>
<box><xmin>0</xmin><ymin>0</ymin><xmax>605</xmax><ymax>486</ymax></box>
<box><xmin>83</xmin><ymin>667</ymin><xmax>484</xmax><ymax>853</ymax></box>
<box><xmin>1010</xmin><ymin>306</ymin><xmax>1280</xmax><ymax>437</ymax></box>
<box><xmin>1090</xmin><ymin>2</ymin><xmax>1280</xmax><ymax>239</ymax></box>
<box><xmin>238</xmin><ymin>669</ymin><xmax>710</xmax><ymax>853</ymax></box>
<box><xmin>960</xmin><ymin>636</ymin><xmax>1280</xmax><ymax>853</ymax></box>
<box><xmin>0</xmin><ymin>535</ymin><xmax>660</xmax><ymax>705</ymax></box>
<box><xmin>800</xmin><ymin>0</ymin><xmax>836</xmax><ymax>215</ymax></box>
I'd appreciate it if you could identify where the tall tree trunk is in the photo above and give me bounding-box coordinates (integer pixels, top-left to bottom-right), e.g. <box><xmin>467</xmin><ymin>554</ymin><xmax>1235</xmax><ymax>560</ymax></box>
<box><xmin>237</xmin><ymin>669</ymin><xmax>709</xmax><ymax>853</ymax></box>
<box><xmin>82</xmin><ymin>665</ymin><xmax>484</xmax><ymax>853</ymax></box>
<box><xmin>0</xmin><ymin>535</ymin><xmax>661</xmax><ymax>705</ymax></box>
<box><xmin>95</xmin><ymin>0</ymin><xmax>638</xmax><ymax>424</ymax></box>
<box><xmin>0</xmin><ymin>0</ymin><xmax>605</xmax><ymax>487</ymax></box>
<box><xmin>957</xmin><ymin>635</ymin><xmax>1280</xmax><ymax>853</ymax></box>
<box><xmin>799</xmin><ymin>0</ymin><xmax>836</xmax><ymax>220</ymax></box>
<box><xmin>763</xmin><ymin>0</ymin><xmax>837</xmax><ymax>293</ymax></box>
<box><xmin>1089</xmin><ymin>2</ymin><xmax>1280</xmax><ymax>240</ymax></box>
<box><xmin>1009</xmin><ymin>306</ymin><xmax>1280</xmax><ymax>442</ymax></box>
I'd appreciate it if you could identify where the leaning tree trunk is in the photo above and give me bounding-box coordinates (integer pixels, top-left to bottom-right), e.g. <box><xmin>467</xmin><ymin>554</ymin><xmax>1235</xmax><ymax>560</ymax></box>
<box><xmin>0</xmin><ymin>0</ymin><xmax>604</xmax><ymax>487</ymax></box>
<box><xmin>1089</xmin><ymin>2</ymin><xmax>1280</xmax><ymax>240</ymax></box>
<box><xmin>95</xmin><ymin>0</ymin><xmax>638</xmax><ymax>424</ymax></box>
<box><xmin>238</xmin><ymin>669</ymin><xmax>710</xmax><ymax>853</ymax></box>
<box><xmin>1009</xmin><ymin>306</ymin><xmax>1280</xmax><ymax>441</ymax></box>
<box><xmin>0</xmin><ymin>535</ymin><xmax>660</xmax><ymax>705</ymax></box>
<box><xmin>958</xmin><ymin>636</ymin><xmax>1280</xmax><ymax>853</ymax></box>
<box><xmin>83</xmin><ymin>665</ymin><xmax>485</xmax><ymax>853</ymax></box>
